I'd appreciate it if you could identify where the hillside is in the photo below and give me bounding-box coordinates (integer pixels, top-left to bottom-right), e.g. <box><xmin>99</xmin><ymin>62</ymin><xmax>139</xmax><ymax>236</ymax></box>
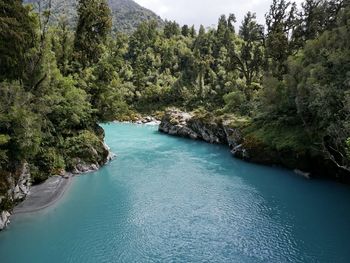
<box><xmin>24</xmin><ymin>0</ymin><xmax>164</xmax><ymax>33</ymax></box>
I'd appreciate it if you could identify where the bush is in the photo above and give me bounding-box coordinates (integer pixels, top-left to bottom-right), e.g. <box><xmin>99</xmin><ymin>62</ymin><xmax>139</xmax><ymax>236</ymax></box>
<box><xmin>63</xmin><ymin>130</ymin><xmax>107</xmax><ymax>169</ymax></box>
<box><xmin>34</xmin><ymin>148</ymin><xmax>65</xmax><ymax>174</ymax></box>
<box><xmin>31</xmin><ymin>148</ymin><xmax>65</xmax><ymax>184</ymax></box>
<box><xmin>223</xmin><ymin>90</ymin><xmax>249</xmax><ymax>115</ymax></box>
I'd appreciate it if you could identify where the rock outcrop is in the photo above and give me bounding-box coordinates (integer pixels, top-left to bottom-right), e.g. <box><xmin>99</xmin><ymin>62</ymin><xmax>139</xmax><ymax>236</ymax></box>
<box><xmin>136</xmin><ymin>116</ymin><xmax>161</xmax><ymax>125</ymax></box>
<box><xmin>0</xmin><ymin>211</ymin><xmax>11</xmax><ymax>230</ymax></box>
<box><xmin>159</xmin><ymin>107</ymin><xmax>251</xmax><ymax>165</ymax></box>
<box><xmin>0</xmin><ymin>162</ymin><xmax>32</xmax><ymax>230</ymax></box>
<box><xmin>159</xmin><ymin>109</ymin><xmax>239</xmax><ymax>145</ymax></box>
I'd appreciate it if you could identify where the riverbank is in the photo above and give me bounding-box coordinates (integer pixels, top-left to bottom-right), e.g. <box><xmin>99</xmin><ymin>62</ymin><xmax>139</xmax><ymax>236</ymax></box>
<box><xmin>12</xmin><ymin>146</ymin><xmax>117</xmax><ymax>215</ymax></box>
<box><xmin>0</xmin><ymin>138</ymin><xmax>116</xmax><ymax>231</ymax></box>
<box><xmin>159</xmin><ymin>108</ymin><xmax>350</xmax><ymax>183</ymax></box>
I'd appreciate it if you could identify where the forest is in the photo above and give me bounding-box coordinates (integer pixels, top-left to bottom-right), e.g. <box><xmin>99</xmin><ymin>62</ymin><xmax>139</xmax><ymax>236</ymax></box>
<box><xmin>0</xmin><ymin>0</ymin><xmax>349</xmax><ymax>194</ymax></box>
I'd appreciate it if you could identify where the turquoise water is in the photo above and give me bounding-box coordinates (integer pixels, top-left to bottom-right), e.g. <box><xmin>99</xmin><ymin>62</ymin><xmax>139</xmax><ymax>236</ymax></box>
<box><xmin>1</xmin><ymin>123</ymin><xmax>350</xmax><ymax>263</ymax></box>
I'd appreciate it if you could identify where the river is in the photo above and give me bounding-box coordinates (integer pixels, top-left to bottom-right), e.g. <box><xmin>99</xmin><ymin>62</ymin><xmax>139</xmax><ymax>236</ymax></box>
<box><xmin>0</xmin><ymin>123</ymin><xmax>350</xmax><ymax>262</ymax></box>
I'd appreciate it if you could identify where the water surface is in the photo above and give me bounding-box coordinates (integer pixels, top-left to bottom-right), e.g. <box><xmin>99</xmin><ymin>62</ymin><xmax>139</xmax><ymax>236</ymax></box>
<box><xmin>0</xmin><ymin>123</ymin><xmax>350</xmax><ymax>262</ymax></box>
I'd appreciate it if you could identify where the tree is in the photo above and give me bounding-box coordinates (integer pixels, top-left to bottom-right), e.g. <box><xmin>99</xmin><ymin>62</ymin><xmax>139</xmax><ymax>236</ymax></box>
<box><xmin>293</xmin><ymin>0</ymin><xmax>345</xmax><ymax>45</ymax></box>
<box><xmin>216</xmin><ymin>15</ymin><xmax>228</xmax><ymax>44</ymax></box>
<box><xmin>181</xmin><ymin>24</ymin><xmax>190</xmax><ymax>37</ymax></box>
<box><xmin>51</xmin><ymin>17</ymin><xmax>74</xmax><ymax>75</ymax></box>
<box><xmin>163</xmin><ymin>20</ymin><xmax>180</xmax><ymax>38</ymax></box>
<box><xmin>193</xmin><ymin>25</ymin><xmax>214</xmax><ymax>99</ymax></box>
<box><xmin>73</xmin><ymin>0</ymin><xmax>112</xmax><ymax>69</ymax></box>
<box><xmin>228</xmin><ymin>13</ymin><xmax>237</xmax><ymax>33</ymax></box>
<box><xmin>0</xmin><ymin>81</ymin><xmax>42</xmax><ymax>166</ymax></box>
<box><xmin>0</xmin><ymin>0</ymin><xmax>37</xmax><ymax>81</ymax></box>
<box><xmin>189</xmin><ymin>25</ymin><xmax>197</xmax><ymax>38</ymax></box>
<box><xmin>285</xmin><ymin>5</ymin><xmax>350</xmax><ymax>172</ymax></box>
<box><xmin>265</xmin><ymin>0</ymin><xmax>298</xmax><ymax>79</ymax></box>
<box><xmin>229</xmin><ymin>12</ymin><xmax>264</xmax><ymax>98</ymax></box>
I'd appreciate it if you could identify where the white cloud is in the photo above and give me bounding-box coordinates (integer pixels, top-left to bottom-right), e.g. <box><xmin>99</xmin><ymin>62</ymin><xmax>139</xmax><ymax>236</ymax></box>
<box><xmin>135</xmin><ymin>0</ymin><xmax>305</xmax><ymax>28</ymax></box>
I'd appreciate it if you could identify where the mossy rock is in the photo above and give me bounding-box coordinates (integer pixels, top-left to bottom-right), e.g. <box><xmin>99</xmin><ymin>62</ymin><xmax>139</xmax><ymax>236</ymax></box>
<box><xmin>170</xmin><ymin>118</ymin><xmax>179</xmax><ymax>125</ymax></box>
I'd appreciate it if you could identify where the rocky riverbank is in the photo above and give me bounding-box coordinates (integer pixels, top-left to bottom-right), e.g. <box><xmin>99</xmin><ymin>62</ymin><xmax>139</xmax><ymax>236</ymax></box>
<box><xmin>0</xmin><ymin>140</ymin><xmax>115</xmax><ymax>231</ymax></box>
<box><xmin>117</xmin><ymin>115</ymin><xmax>161</xmax><ymax>126</ymax></box>
<box><xmin>159</xmin><ymin>108</ymin><xmax>246</xmax><ymax>153</ymax></box>
<box><xmin>159</xmin><ymin>109</ymin><xmax>350</xmax><ymax>183</ymax></box>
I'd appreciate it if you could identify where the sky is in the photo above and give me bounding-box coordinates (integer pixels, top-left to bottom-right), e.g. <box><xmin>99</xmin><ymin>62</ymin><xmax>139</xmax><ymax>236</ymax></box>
<box><xmin>134</xmin><ymin>0</ymin><xmax>303</xmax><ymax>29</ymax></box>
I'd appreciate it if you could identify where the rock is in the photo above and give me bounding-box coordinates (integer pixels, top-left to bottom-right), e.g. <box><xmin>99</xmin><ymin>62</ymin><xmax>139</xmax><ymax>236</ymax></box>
<box><xmin>0</xmin><ymin>211</ymin><xmax>11</xmax><ymax>230</ymax></box>
<box><xmin>159</xmin><ymin>108</ymin><xmax>250</xmax><ymax>165</ymax></box>
<box><xmin>294</xmin><ymin>169</ymin><xmax>311</xmax><ymax>179</ymax></box>
<box><xmin>223</xmin><ymin>122</ymin><xmax>243</xmax><ymax>149</ymax></box>
<box><xmin>12</xmin><ymin>162</ymin><xmax>31</xmax><ymax>201</ymax></box>
<box><xmin>13</xmin><ymin>185</ymin><xmax>21</xmax><ymax>200</ymax></box>
<box><xmin>145</xmin><ymin>120</ymin><xmax>161</xmax><ymax>126</ymax></box>
<box><xmin>103</xmin><ymin>143</ymin><xmax>116</xmax><ymax>162</ymax></box>
<box><xmin>72</xmin><ymin>159</ymin><xmax>100</xmax><ymax>174</ymax></box>
<box><xmin>231</xmin><ymin>144</ymin><xmax>249</xmax><ymax>160</ymax></box>
<box><xmin>159</xmin><ymin>109</ymin><xmax>233</xmax><ymax>145</ymax></box>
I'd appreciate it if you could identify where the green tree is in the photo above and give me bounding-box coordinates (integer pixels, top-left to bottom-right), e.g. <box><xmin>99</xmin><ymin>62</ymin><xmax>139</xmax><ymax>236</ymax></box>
<box><xmin>0</xmin><ymin>0</ymin><xmax>37</xmax><ymax>81</ymax></box>
<box><xmin>73</xmin><ymin>0</ymin><xmax>112</xmax><ymax>69</ymax></box>
<box><xmin>51</xmin><ymin>17</ymin><xmax>74</xmax><ymax>75</ymax></box>
<box><xmin>181</xmin><ymin>24</ymin><xmax>190</xmax><ymax>37</ymax></box>
<box><xmin>193</xmin><ymin>25</ymin><xmax>214</xmax><ymax>99</ymax></box>
<box><xmin>163</xmin><ymin>20</ymin><xmax>180</xmax><ymax>38</ymax></box>
<box><xmin>265</xmin><ymin>0</ymin><xmax>298</xmax><ymax>79</ymax></box>
<box><xmin>230</xmin><ymin>12</ymin><xmax>264</xmax><ymax>98</ymax></box>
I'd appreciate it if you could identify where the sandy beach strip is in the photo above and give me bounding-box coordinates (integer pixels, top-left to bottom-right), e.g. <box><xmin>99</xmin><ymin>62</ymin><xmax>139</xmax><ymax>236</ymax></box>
<box><xmin>13</xmin><ymin>175</ymin><xmax>73</xmax><ymax>214</ymax></box>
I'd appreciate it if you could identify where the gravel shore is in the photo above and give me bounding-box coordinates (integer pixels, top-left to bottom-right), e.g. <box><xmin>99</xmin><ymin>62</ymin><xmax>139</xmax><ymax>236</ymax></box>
<box><xmin>13</xmin><ymin>175</ymin><xmax>72</xmax><ymax>214</ymax></box>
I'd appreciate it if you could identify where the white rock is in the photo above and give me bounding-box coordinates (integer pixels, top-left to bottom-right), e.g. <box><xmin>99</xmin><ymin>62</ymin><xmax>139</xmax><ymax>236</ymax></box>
<box><xmin>0</xmin><ymin>211</ymin><xmax>11</xmax><ymax>230</ymax></box>
<box><xmin>294</xmin><ymin>169</ymin><xmax>311</xmax><ymax>179</ymax></box>
<box><xmin>145</xmin><ymin>121</ymin><xmax>161</xmax><ymax>126</ymax></box>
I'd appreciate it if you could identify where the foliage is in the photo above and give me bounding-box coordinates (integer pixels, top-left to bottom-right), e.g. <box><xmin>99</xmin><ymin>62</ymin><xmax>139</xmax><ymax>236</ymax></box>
<box><xmin>63</xmin><ymin>130</ymin><xmax>106</xmax><ymax>169</ymax></box>
<box><xmin>73</xmin><ymin>0</ymin><xmax>112</xmax><ymax>68</ymax></box>
<box><xmin>0</xmin><ymin>0</ymin><xmax>37</xmax><ymax>81</ymax></box>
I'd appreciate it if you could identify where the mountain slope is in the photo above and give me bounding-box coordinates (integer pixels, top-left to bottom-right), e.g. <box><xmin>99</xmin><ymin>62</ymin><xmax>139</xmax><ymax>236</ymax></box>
<box><xmin>24</xmin><ymin>0</ymin><xmax>164</xmax><ymax>33</ymax></box>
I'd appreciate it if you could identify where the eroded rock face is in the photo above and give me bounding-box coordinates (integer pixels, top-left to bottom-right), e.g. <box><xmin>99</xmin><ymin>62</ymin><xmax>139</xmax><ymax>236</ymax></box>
<box><xmin>159</xmin><ymin>109</ymin><xmax>243</xmax><ymax>146</ymax></box>
<box><xmin>13</xmin><ymin>163</ymin><xmax>31</xmax><ymax>200</ymax></box>
<box><xmin>0</xmin><ymin>162</ymin><xmax>32</xmax><ymax>231</ymax></box>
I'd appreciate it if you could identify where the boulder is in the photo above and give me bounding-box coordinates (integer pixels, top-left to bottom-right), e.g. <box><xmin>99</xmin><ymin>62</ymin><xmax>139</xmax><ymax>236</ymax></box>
<box><xmin>72</xmin><ymin>158</ymin><xmax>100</xmax><ymax>174</ymax></box>
<box><xmin>0</xmin><ymin>211</ymin><xmax>11</xmax><ymax>230</ymax></box>
<box><xmin>159</xmin><ymin>109</ymin><xmax>240</xmax><ymax>145</ymax></box>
